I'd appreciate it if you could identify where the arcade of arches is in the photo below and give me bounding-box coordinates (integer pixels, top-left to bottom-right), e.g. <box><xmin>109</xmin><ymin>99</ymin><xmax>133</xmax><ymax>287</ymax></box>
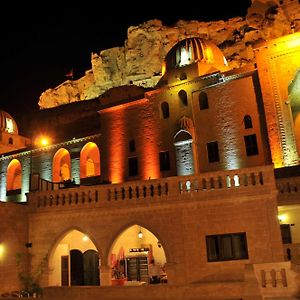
<box><xmin>49</xmin><ymin>225</ymin><xmax>167</xmax><ymax>286</ymax></box>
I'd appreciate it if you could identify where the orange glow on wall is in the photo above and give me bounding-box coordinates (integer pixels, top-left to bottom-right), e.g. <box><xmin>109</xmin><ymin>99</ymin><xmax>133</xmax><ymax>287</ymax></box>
<box><xmin>109</xmin><ymin>109</ymin><xmax>125</xmax><ymax>184</ymax></box>
<box><xmin>80</xmin><ymin>142</ymin><xmax>101</xmax><ymax>178</ymax></box>
<box><xmin>6</xmin><ymin>159</ymin><xmax>22</xmax><ymax>191</ymax></box>
<box><xmin>52</xmin><ymin>148</ymin><xmax>71</xmax><ymax>182</ymax></box>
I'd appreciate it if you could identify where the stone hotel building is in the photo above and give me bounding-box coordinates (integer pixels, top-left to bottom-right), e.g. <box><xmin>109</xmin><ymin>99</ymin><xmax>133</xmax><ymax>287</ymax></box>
<box><xmin>0</xmin><ymin>1</ymin><xmax>300</xmax><ymax>299</ymax></box>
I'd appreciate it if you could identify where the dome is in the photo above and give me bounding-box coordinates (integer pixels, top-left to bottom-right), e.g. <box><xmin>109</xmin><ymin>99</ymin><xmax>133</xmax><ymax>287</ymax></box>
<box><xmin>0</xmin><ymin>110</ymin><xmax>18</xmax><ymax>135</ymax></box>
<box><xmin>164</xmin><ymin>37</ymin><xmax>228</xmax><ymax>72</ymax></box>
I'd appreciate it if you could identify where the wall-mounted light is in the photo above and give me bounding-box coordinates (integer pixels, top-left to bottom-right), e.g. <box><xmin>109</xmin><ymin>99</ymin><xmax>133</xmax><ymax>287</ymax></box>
<box><xmin>278</xmin><ymin>214</ymin><xmax>287</xmax><ymax>223</ymax></box>
<box><xmin>138</xmin><ymin>227</ymin><xmax>143</xmax><ymax>239</ymax></box>
<box><xmin>82</xmin><ymin>235</ymin><xmax>89</xmax><ymax>242</ymax></box>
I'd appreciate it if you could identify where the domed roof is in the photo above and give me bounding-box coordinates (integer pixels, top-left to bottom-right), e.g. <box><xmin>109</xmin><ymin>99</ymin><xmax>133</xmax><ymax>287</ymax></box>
<box><xmin>0</xmin><ymin>110</ymin><xmax>18</xmax><ymax>135</ymax></box>
<box><xmin>164</xmin><ymin>37</ymin><xmax>228</xmax><ymax>71</ymax></box>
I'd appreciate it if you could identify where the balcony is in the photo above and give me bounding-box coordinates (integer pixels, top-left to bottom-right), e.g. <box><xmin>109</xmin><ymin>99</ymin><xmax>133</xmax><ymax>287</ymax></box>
<box><xmin>27</xmin><ymin>165</ymin><xmax>276</xmax><ymax>212</ymax></box>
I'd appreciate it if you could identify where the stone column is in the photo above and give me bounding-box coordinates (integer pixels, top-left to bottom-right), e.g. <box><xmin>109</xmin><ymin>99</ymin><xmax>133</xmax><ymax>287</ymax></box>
<box><xmin>100</xmin><ymin>264</ymin><xmax>112</xmax><ymax>286</ymax></box>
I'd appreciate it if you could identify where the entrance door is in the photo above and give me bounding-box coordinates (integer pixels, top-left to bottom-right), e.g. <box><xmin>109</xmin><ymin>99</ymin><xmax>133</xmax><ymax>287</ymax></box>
<box><xmin>61</xmin><ymin>256</ymin><xmax>69</xmax><ymax>286</ymax></box>
<box><xmin>70</xmin><ymin>250</ymin><xmax>84</xmax><ymax>285</ymax></box>
<box><xmin>83</xmin><ymin>250</ymin><xmax>100</xmax><ymax>285</ymax></box>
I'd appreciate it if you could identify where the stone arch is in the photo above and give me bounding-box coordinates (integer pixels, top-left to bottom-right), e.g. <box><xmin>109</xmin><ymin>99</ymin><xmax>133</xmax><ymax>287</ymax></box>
<box><xmin>52</xmin><ymin>148</ymin><xmax>71</xmax><ymax>182</ymax></box>
<box><xmin>6</xmin><ymin>158</ymin><xmax>22</xmax><ymax>192</ymax></box>
<box><xmin>80</xmin><ymin>142</ymin><xmax>101</xmax><ymax>179</ymax></box>
<box><xmin>174</xmin><ymin>129</ymin><xmax>195</xmax><ymax>176</ymax></box>
<box><xmin>106</xmin><ymin>222</ymin><xmax>169</xmax><ymax>285</ymax></box>
<box><xmin>48</xmin><ymin>227</ymin><xmax>101</xmax><ymax>287</ymax></box>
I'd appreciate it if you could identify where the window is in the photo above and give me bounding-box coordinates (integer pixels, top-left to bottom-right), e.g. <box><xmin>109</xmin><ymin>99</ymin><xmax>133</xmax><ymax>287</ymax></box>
<box><xmin>159</xmin><ymin>151</ymin><xmax>170</xmax><ymax>171</ymax></box>
<box><xmin>180</xmin><ymin>72</ymin><xmax>187</xmax><ymax>80</ymax></box>
<box><xmin>8</xmin><ymin>137</ymin><xmax>13</xmax><ymax>145</ymax></box>
<box><xmin>206</xmin><ymin>232</ymin><xmax>248</xmax><ymax>262</ymax></box>
<box><xmin>161</xmin><ymin>102</ymin><xmax>170</xmax><ymax>119</ymax></box>
<box><xmin>199</xmin><ymin>92</ymin><xmax>209</xmax><ymax>110</ymax></box>
<box><xmin>280</xmin><ymin>224</ymin><xmax>292</xmax><ymax>244</ymax></box>
<box><xmin>244</xmin><ymin>115</ymin><xmax>253</xmax><ymax>129</ymax></box>
<box><xmin>128</xmin><ymin>156</ymin><xmax>138</xmax><ymax>177</ymax></box>
<box><xmin>129</xmin><ymin>140</ymin><xmax>135</xmax><ymax>152</ymax></box>
<box><xmin>244</xmin><ymin>134</ymin><xmax>258</xmax><ymax>156</ymax></box>
<box><xmin>207</xmin><ymin>141</ymin><xmax>219</xmax><ymax>163</ymax></box>
<box><xmin>178</xmin><ymin>90</ymin><xmax>188</xmax><ymax>106</ymax></box>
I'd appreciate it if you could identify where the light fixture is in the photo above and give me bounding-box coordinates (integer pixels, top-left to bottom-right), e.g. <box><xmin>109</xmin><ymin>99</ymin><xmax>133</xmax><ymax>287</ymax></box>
<box><xmin>82</xmin><ymin>235</ymin><xmax>89</xmax><ymax>242</ymax></box>
<box><xmin>138</xmin><ymin>227</ymin><xmax>143</xmax><ymax>239</ymax></box>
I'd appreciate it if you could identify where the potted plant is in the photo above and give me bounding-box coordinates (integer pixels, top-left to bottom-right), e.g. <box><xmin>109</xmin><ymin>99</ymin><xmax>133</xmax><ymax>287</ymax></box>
<box><xmin>16</xmin><ymin>252</ymin><xmax>48</xmax><ymax>297</ymax></box>
<box><xmin>111</xmin><ymin>266</ymin><xmax>126</xmax><ymax>286</ymax></box>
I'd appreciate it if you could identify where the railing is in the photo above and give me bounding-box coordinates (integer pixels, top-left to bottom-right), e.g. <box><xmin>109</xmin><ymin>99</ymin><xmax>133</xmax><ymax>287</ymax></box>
<box><xmin>27</xmin><ymin>165</ymin><xmax>275</xmax><ymax>210</ymax></box>
<box><xmin>276</xmin><ymin>177</ymin><xmax>300</xmax><ymax>194</ymax></box>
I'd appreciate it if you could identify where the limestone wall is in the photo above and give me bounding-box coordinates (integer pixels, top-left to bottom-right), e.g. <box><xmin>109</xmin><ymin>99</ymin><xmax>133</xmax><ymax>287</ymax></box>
<box><xmin>38</xmin><ymin>1</ymin><xmax>300</xmax><ymax>109</ymax></box>
<box><xmin>0</xmin><ymin>202</ymin><xmax>28</xmax><ymax>295</ymax></box>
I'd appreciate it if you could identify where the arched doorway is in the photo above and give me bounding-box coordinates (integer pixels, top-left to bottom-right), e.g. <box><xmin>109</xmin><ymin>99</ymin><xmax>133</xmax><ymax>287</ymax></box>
<box><xmin>109</xmin><ymin>225</ymin><xmax>167</xmax><ymax>285</ymax></box>
<box><xmin>6</xmin><ymin>159</ymin><xmax>22</xmax><ymax>194</ymax></box>
<box><xmin>52</xmin><ymin>148</ymin><xmax>71</xmax><ymax>182</ymax></box>
<box><xmin>174</xmin><ymin>130</ymin><xmax>194</xmax><ymax>176</ymax></box>
<box><xmin>49</xmin><ymin>230</ymin><xmax>100</xmax><ymax>286</ymax></box>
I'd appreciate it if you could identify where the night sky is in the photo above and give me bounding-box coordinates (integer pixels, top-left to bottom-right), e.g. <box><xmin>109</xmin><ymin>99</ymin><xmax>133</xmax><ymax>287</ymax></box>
<box><xmin>0</xmin><ymin>1</ymin><xmax>251</xmax><ymax>122</ymax></box>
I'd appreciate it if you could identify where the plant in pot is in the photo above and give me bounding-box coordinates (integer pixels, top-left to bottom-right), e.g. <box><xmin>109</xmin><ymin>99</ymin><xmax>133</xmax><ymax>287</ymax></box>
<box><xmin>16</xmin><ymin>252</ymin><xmax>48</xmax><ymax>297</ymax></box>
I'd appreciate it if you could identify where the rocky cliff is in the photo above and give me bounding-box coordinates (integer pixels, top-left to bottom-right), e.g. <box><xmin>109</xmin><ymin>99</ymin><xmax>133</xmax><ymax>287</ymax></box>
<box><xmin>38</xmin><ymin>0</ymin><xmax>300</xmax><ymax>109</ymax></box>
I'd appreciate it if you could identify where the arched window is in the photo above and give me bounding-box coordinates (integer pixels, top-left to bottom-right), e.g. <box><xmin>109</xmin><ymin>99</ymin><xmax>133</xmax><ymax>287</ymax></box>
<box><xmin>8</xmin><ymin>137</ymin><xmax>13</xmax><ymax>145</ymax></box>
<box><xmin>178</xmin><ymin>90</ymin><xmax>188</xmax><ymax>106</ymax></box>
<box><xmin>80</xmin><ymin>142</ymin><xmax>100</xmax><ymax>179</ymax></box>
<box><xmin>6</xmin><ymin>159</ymin><xmax>22</xmax><ymax>192</ymax></box>
<box><xmin>199</xmin><ymin>92</ymin><xmax>209</xmax><ymax>110</ymax></box>
<box><xmin>161</xmin><ymin>102</ymin><xmax>170</xmax><ymax>119</ymax></box>
<box><xmin>53</xmin><ymin>148</ymin><xmax>71</xmax><ymax>182</ymax></box>
<box><xmin>244</xmin><ymin>115</ymin><xmax>253</xmax><ymax>129</ymax></box>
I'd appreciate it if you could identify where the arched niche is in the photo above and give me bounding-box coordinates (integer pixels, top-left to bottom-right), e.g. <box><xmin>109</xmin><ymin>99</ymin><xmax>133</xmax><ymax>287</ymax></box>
<box><xmin>173</xmin><ymin>130</ymin><xmax>194</xmax><ymax>176</ymax></box>
<box><xmin>52</xmin><ymin>148</ymin><xmax>71</xmax><ymax>182</ymax></box>
<box><xmin>6</xmin><ymin>158</ymin><xmax>22</xmax><ymax>192</ymax></box>
<box><xmin>80</xmin><ymin>142</ymin><xmax>101</xmax><ymax>178</ymax></box>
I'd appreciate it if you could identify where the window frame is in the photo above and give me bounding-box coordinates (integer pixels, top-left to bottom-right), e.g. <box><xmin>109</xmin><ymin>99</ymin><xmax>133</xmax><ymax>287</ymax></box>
<box><xmin>159</xmin><ymin>151</ymin><xmax>170</xmax><ymax>172</ymax></box>
<box><xmin>207</xmin><ymin>141</ymin><xmax>220</xmax><ymax>163</ymax></box>
<box><xmin>206</xmin><ymin>232</ymin><xmax>249</xmax><ymax>262</ymax></box>
<box><xmin>244</xmin><ymin>134</ymin><xmax>258</xmax><ymax>156</ymax></box>
<box><xmin>128</xmin><ymin>156</ymin><xmax>138</xmax><ymax>177</ymax></box>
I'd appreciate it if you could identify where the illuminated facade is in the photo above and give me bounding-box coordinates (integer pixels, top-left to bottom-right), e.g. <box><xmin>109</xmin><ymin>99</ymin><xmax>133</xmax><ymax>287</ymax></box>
<box><xmin>1</xmin><ymin>19</ymin><xmax>300</xmax><ymax>300</ymax></box>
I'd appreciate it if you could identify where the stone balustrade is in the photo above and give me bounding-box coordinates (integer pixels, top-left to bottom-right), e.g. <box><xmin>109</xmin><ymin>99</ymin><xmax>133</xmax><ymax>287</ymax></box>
<box><xmin>27</xmin><ymin>165</ymin><xmax>275</xmax><ymax>210</ymax></box>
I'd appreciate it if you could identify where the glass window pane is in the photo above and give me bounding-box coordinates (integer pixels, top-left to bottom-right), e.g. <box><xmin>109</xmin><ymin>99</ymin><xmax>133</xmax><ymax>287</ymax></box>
<box><xmin>219</xmin><ymin>236</ymin><xmax>232</xmax><ymax>260</ymax></box>
<box><xmin>232</xmin><ymin>234</ymin><xmax>248</xmax><ymax>259</ymax></box>
<box><xmin>206</xmin><ymin>236</ymin><xmax>218</xmax><ymax>261</ymax></box>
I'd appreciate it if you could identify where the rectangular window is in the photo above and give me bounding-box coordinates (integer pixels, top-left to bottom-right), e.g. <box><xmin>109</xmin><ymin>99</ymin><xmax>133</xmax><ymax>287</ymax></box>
<box><xmin>280</xmin><ymin>224</ymin><xmax>292</xmax><ymax>244</ymax></box>
<box><xmin>244</xmin><ymin>134</ymin><xmax>258</xmax><ymax>156</ymax></box>
<box><xmin>207</xmin><ymin>141</ymin><xmax>220</xmax><ymax>163</ymax></box>
<box><xmin>128</xmin><ymin>156</ymin><xmax>138</xmax><ymax>177</ymax></box>
<box><xmin>206</xmin><ymin>232</ymin><xmax>248</xmax><ymax>262</ymax></box>
<box><xmin>159</xmin><ymin>151</ymin><xmax>170</xmax><ymax>171</ymax></box>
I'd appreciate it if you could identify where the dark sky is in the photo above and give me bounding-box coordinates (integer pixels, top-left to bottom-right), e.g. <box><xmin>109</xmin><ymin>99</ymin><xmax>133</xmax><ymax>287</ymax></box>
<box><xmin>0</xmin><ymin>1</ymin><xmax>252</xmax><ymax>122</ymax></box>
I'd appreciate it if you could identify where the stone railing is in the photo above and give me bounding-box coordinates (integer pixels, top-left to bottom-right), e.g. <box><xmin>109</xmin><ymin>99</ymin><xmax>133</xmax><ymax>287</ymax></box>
<box><xmin>253</xmin><ymin>261</ymin><xmax>299</xmax><ymax>298</ymax></box>
<box><xmin>27</xmin><ymin>165</ymin><xmax>275</xmax><ymax>210</ymax></box>
<box><xmin>276</xmin><ymin>176</ymin><xmax>300</xmax><ymax>205</ymax></box>
<box><xmin>276</xmin><ymin>177</ymin><xmax>300</xmax><ymax>194</ymax></box>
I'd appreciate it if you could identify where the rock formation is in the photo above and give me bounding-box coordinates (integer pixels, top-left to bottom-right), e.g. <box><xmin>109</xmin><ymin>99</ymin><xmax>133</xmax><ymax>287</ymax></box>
<box><xmin>38</xmin><ymin>0</ymin><xmax>300</xmax><ymax>109</ymax></box>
